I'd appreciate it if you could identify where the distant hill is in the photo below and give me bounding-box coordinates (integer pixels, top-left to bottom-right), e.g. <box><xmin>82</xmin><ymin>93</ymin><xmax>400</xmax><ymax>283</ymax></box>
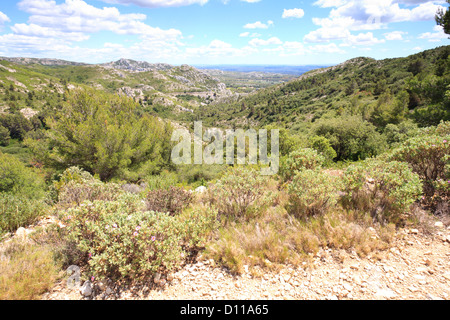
<box><xmin>195</xmin><ymin>65</ymin><xmax>330</xmax><ymax>75</ymax></box>
<box><xmin>194</xmin><ymin>46</ymin><xmax>450</xmax><ymax>130</ymax></box>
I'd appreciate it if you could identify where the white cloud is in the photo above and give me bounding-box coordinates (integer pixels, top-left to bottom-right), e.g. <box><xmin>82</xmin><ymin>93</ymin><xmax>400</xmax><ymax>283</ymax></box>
<box><xmin>15</xmin><ymin>0</ymin><xmax>182</xmax><ymax>40</ymax></box>
<box><xmin>343</xmin><ymin>32</ymin><xmax>386</xmax><ymax>46</ymax></box>
<box><xmin>244</xmin><ymin>20</ymin><xmax>274</xmax><ymax>29</ymax></box>
<box><xmin>311</xmin><ymin>0</ymin><xmax>445</xmax><ymax>32</ymax></box>
<box><xmin>99</xmin><ymin>0</ymin><xmax>208</xmax><ymax>7</ymax></box>
<box><xmin>249</xmin><ymin>37</ymin><xmax>283</xmax><ymax>47</ymax></box>
<box><xmin>418</xmin><ymin>25</ymin><xmax>448</xmax><ymax>42</ymax></box>
<box><xmin>0</xmin><ymin>11</ymin><xmax>10</xmax><ymax>24</ymax></box>
<box><xmin>240</xmin><ymin>0</ymin><xmax>262</xmax><ymax>3</ymax></box>
<box><xmin>384</xmin><ymin>30</ymin><xmax>407</xmax><ymax>40</ymax></box>
<box><xmin>282</xmin><ymin>8</ymin><xmax>305</xmax><ymax>19</ymax></box>
<box><xmin>304</xmin><ymin>26</ymin><xmax>351</xmax><ymax>43</ymax></box>
<box><xmin>239</xmin><ymin>32</ymin><xmax>261</xmax><ymax>37</ymax></box>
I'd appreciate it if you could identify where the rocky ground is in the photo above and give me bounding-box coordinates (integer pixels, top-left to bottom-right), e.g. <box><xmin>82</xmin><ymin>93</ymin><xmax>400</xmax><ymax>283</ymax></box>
<box><xmin>41</xmin><ymin>222</ymin><xmax>450</xmax><ymax>301</ymax></box>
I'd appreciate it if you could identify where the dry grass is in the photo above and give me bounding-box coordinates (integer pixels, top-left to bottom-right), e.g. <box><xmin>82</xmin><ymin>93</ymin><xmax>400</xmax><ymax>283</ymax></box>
<box><xmin>205</xmin><ymin>205</ymin><xmax>396</xmax><ymax>275</ymax></box>
<box><xmin>0</xmin><ymin>240</ymin><xmax>62</xmax><ymax>300</ymax></box>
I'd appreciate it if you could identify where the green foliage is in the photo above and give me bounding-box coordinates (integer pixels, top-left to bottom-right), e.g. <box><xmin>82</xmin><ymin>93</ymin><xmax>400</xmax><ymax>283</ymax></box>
<box><xmin>0</xmin><ymin>194</ymin><xmax>48</xmax><ymax>234</ymax></box>
<box><xmin>383</xmin><ymin>120</ymin><xmax>418</xmax><ymax>147</ymax></box>
<box><xmin>63</xmin><ymin>196</ymin><xmax>217</xmax><ymax>281</ymax></box>
<box><xmin>0</xmin><ymin>114</ymin><xmax>32</xmax><ymax>141</ymax></box>
<box><xmin>388</xmin><ymin>124</ymin><xmax>450</xmax><ymax>197</ymax></box>
<box><xmin>0</xmin><ymin>152</ymin><xmax>46</xmax><ymax>199</ymax></box>
<box><xmin>206</xmin><ymin>166</ymin><xmax>275</xmax><ymax>220</ymax></box>
<box><xmin>313</xmin><ymin>115</ymin><xmax>387</xmax><ymax>161</ymax></box>
<box><xmin>145</xmin><ymin>187</ymin><xmax>194</xmax><ymax>216</ymax></box>
<box><xmin>279</xmin><ymin>148</ymin><xmax>325</xmax><ymax>182</ymax></box>
<box><xmin>287</xmin><ymin>169</ymin><xmax>340</xmax><ymax>218</ymax></box>
<box><xmin>0</xmin><ymin>126</ymin><xmax>10</xmax><ymax>146</ymax></box>
<box><xmin>436</xmin><ymin>0</ymin><xmax>450</xmax><ymax>35</ymax></box>
<box><xmin>341</xmin><ymin>159</ymin><xmax>422</xmax><ymax>224</ymax></box>
<box><xmin>308</xmin><ymin>136</ymin><xmax>337</xmax><ymax>164</ymax></box>
<box><xmin>25</xmin><ymin>88</ymin><xmax>174</xmax><ymax>181</ymax></box>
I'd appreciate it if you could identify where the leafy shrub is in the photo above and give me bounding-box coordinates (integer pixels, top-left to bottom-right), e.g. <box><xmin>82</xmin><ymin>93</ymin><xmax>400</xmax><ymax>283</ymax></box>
<box><xmin>0</xmin><ymin>152</ymin><xmax>46</xmax><ymax>199</ymax></box>
<box><xmin>0</xmin><ymin>125</ymin><xmax>10</xmax><ymax>146</ymax></box>
<box><xmin>388</xmin><ymin>132</ymin><xmax>450</xmax><ymax>197</ymax></box>
<box><xmin>64</xmin><ymin>195</ymin><xmax>216</xmax><ymax>281</ymax></box>
<box><xmin>57</xmin><ymin>180</ymin><xmax>124</xmax><ymax>209</ymax></box>
<box><xmin>341</xmin><ymin>159</ymin><xmax>422</xmax><ymax>224</ymax></box>
<box><xmin>0</xmin><ymin>194</ymin><xmax>48</xmax><ymax>234</ymax></box>
<box><xmin>146</xmin><ymin>186</ymin><xmax>193</xmax><ymax>216</ymax></box>
<box><xmin>54</xmin><ymin>167</ymin><xmax>124</xmax><ymax>208</ymax></box>
<box><xmin>206</xmin><ymin>166</ymin><xmax>275</xmax><ymax>220</ymax></box>
<box><xmin>145</xmin><ymin>170</ymin><xmax>179</xmax><ymax>191</ymax></box>
<box><xmin>312</xmin><ymin>115</ymin><xmax>387</xmax><ymax>161</ymax></box>
<box><xmin>287</xmin><ymin>169</ymin><xmax>340</xmax><ymax>218</ymax></box>
<box><xmin>308</xmin><ymin>136</ymin><xmax>337</xmax><ymax>164</ymax></box>
<box><xmin>279</xmin><ymin>148</ymin><xmax>325</xmax><ymax>182</ymax></box>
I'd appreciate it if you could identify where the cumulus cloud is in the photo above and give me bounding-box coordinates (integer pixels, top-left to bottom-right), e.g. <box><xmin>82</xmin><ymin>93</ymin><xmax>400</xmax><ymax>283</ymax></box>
<box><xmin>249</xmin><ymin>37</ymin><xmax>283</xmax><ymax>47</ymax></box>
<box><xmin>15</xmin><ymin>0</ymin><xmax>182</xmax><ymax>40</ymax></box>
<box><xmin>282</xmin><ymin>8</ymin><xmax>305</xmax><ymax>19</ymax></box>
<box><xmin>0</xmin><ymin>11</ymin><xmax>10</xmax><ymax>24</ymax></box>
<box><xmin>384</xmin><ymin>30</ymin><xmax>407</xmax><ymax>40</ymax></box>
<box><xmin>418</xmin><ymin>25</ymin><xmax>448</xmax><ymax>42</ymax></box>
<box><xmin>100</xmin><ymin>0</ymin><xmax>208</xmax><ymax>7</ymax></box>
<box><xmin>244</xmin><ymin>20</ymin><xmax>274</xmax><ymax>29</ymax></box>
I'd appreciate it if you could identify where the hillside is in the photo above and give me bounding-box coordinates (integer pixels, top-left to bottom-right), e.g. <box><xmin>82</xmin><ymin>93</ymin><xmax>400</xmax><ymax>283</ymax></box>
<box><xmin>196</xmin><ymin>46</ymin><xmax>450</xmax><ymax>131</ymax></box>
<box><xmin>0</xmin><ymin>57</ymin><xmax>236</xmax><ymax>122</ymax></box>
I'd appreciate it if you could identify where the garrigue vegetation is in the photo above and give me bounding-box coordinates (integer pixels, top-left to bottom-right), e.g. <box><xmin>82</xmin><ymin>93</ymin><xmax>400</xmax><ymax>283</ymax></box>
<box><xmin>0</xmin><ymin>46</ymin><xmax>449</xmax><ymax>299</ymax></box>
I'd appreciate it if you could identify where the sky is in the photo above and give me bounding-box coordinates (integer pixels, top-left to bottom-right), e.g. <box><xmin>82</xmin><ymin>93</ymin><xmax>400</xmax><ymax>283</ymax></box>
<box><xmin>0</xmin><ymin>0</ymin><xmax>448</xmax><ymax>66</ymax></box>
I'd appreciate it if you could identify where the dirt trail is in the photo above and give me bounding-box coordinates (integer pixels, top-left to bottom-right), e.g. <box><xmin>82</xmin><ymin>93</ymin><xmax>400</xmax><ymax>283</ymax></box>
<box><xmin>42</xmin><ymin>225</ymin><xmax>450</xmax><ymax>301</ymax></box>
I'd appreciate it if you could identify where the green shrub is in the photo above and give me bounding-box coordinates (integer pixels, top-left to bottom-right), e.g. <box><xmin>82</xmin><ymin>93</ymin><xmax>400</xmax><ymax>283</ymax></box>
<box><xmin>57</xmin><ymin>180</ymin><xmax>124</xmax><ymax>209</ymax></box>
<box><xmin>341</xmin><ymin>159</ymin><xmax>422</xmax><ymax>224</ymax></box>
<box><xmin>308</xmin><ymin>136</ymin><xmax>337</xmax><ymax>164</ymax></box>
<box><xmin>145</xmin><ymin>171</ymin><xmax>179</xmax><ymax>191</ymax></box>
<box><xmin>0</xmin><ymin>126</ymin><xmax>10</xmax><ymax>146</ymax></box>
<box><xmin>206</xmin><ymin>166</ymin><xmax>275</xmax><ymax>220</ymax></box>
<box><xmin>0</xmin><ymin>152</ymin><xmax>46</xmax><ymax>199</ymax></box>
<box><xmin>146</xmin><ymin>186</ymin><xmax>193</xmax><ymax>216</ymax></box>
<box><xmin>0</xmin><ymin>194</ymin><xmax>48</xmax><ymax>234</ymax></box>
<box><xmin>287</xmin><ymin>169</ymin><xmax>339</xmax><ymax>218</ymax></box>
<box><xmin>54</xmin><ymin>167</ymin><xmax>125</xmax><ymax>208</ymax></box>
<box><xmin>388</xmin><ymin>132</ymin><xmax>450</xmax><ymax>197</ymax></box>
<box><xmin>279</xmin><ymin>148</ymin><xmax>325</xmax><ymax>182</ymax></box>
<box><xmin>64</xmin><ymin>195</ymin><xmax>216</xmax><ymax>281</ymax></box>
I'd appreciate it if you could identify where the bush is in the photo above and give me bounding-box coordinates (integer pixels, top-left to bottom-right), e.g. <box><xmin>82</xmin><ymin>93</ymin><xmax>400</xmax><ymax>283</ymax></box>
<box><xmin>64</xmin><ymin>195</ymin><xmax>217</xmax><ymax>281</ymax></box>
<box><xmin>0</xmin><ymin>152</ymin><xmax>46</xmax><ymax>200</ymax></box>
<box><xmin>312</xmin><ymin>115</ymin><xmax>387</xmax><ymax>161</ymax></box>
<box><xmin>308</xmin><ymin>136</ymin><xmax>337</xmax><ymax>165</ymax></box>
<box><xmin>0</xmin><ymin>194</ymin><xmax>48</xmax><ymax>234</ymax></box>
<box><xmin>279</xmin><ymin>148</ymin><xmax>325</xmax><ymax>183</ymax></box>
<box><xmin>388</xmin><ymin>132</ymin><xmax>450</xmax><ymax>197</ymax></box>
<box><xmin>206</xmin><ymin>166</ymin><xmax>275</xmax><ymax>220</ymax></box>
<box><xmin>146</xmin><ymin>186</ymin><xmax>193</xmax><ymax>216</ymax></box>
<box><xmin>341</xmin><ymin>159</ymin><xmax>422</xmax><ymax>224</ymax></box>
<box><xmin>287</xmin><ymin>169</ymin><xmax>340</xmax><ymax>218</ymax></box>
<box><xmin>54</xmin><ymin>167</ymin><xmax>125</xmax><ymax>208</ymax></box>
<box><xmin>0</xmin><ymin>125</ymin><xmax>10</xmax><ymax>146</ymax></box>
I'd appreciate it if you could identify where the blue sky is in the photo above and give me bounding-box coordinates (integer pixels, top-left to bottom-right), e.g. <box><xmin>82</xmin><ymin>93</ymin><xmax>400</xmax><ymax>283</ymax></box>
<box><xmin>0</xmin><ymin>0</ymin><xmax>448</xmax><ymax>65</ymax></box>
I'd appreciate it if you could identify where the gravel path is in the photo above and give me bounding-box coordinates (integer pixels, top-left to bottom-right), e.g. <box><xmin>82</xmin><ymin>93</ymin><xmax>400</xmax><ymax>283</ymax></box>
<box><xmin>42</xmin><ymin>225</ymin><xmax>450</xmax><ymax>301</ymax></box>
